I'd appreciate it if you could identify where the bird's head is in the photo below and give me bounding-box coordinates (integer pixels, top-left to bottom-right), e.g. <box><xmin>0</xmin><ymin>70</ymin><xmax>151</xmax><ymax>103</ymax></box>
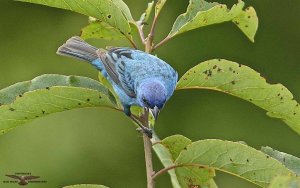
<box><xmin>137</xmin><ymin>80</ymin><xmax>167</xmax><ymax>119</ymax></box>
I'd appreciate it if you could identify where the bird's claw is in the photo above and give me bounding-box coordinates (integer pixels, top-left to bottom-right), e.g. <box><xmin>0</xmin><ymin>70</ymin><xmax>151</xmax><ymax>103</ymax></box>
<box><xmin>136</xmin><ymin>127</ymin><xmax>153</xmax><ymax>138</ymax></box>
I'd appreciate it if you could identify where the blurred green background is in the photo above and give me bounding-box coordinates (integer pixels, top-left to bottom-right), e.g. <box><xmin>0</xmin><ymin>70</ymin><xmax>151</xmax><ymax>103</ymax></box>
<box><xmin>0</xmin><ymin>0</ymin><xmax>300</xmax><ymax>187</ymax></box>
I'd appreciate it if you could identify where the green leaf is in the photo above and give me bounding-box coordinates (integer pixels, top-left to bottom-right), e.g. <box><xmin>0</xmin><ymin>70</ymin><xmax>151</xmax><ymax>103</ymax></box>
<box><xmin>177</xmin><ymin>59</ymin><xmax>300</xmax><ymax>136</ymax></box>
<box><xmin>0</xmin><ymin>74</ymin><xmax>117</xmax><ymax>135</ymax></box>
<box><xmin>168</xmin><ymin>0</ymin><xmax>258</xmax><ymax>42</ymax></box>
<box><xmin>98</xmin><ymin>72</ymin><xmax>121</xmax><ymax>108</ymax></box>
<box><xmin>152</xmin><ymin>135</ymin><xmax>182</xmax><ymax>188</ymax></box>
<box><xmin>232</xmin><ymin>6</ymin><xmax>258</xmax><ymax>42</ymax></box>
<box><xmin>139</xmin><ymin>1</ymin><xmax>154</xmax><ymax>23</ymax></box>
<box><xmin>112</xmin><ymin>0</ymin><xmax>134</xmax><ymax>22</ymax></box>
<box><xmin>63</xmin><ymin>185</ymin><xmax>109</xmax><ymax>188</ymax></box>
<box><xmin>261</xmin><ymin>146</ymin><xmax>300</xmax><ymax>176</ymax></box>
<box><xmin>175</xmin><ymin>165</ymin><xmax>215</xmax><ymax>188</ymax></box>
<box><xmin>175</xmin><ymin>139</ymin><xmax>293</xmax><ymax>187</ymax></box>
<box><xmin>152</xmin><ymin>135</ymin><xmax>217</xmax><ymax>188</ymax></box>
<box><xmin>18</xmin><ymin>0</ymin><xmax>134</xmax><ymax>37</ymax></box>
<box><xmin>81</xmin><ymin>21</ymin><xmax>125</xmax><ymax>40</ymax></box>
<box><xmin>155</xmin><ymin>0</ymin><xmax>167</xmax><ymax>16</ymax></box>
<box><xmin>268</xmin><ymin>175</ymin><xmax>300</xmax><ymax>188</ymax></box>
<box><xmin>161</xmin><ymin>135</ymin><xmax>192</xmax><ymax>160</ymax></box>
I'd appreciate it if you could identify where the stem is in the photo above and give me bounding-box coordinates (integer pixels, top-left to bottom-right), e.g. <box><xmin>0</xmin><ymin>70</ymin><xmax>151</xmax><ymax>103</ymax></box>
<box><xmin>141</xmin><ymin>109</ymin><xmax>155</xmax><ymax>188</ymax></box>
<box><xmin>153</xmin><ymin>36</ymin><xmax>171</xmax><ymax>51</ymax></box>
<box><xmin>152</xmin><ymin>164</ymin><xmax>179</xmax><ymax>180</ymax></box>
<box><xmin>138</xmin><ymin>7</ymin><xmax>167</xmax><ymax>187</ymax></box>
<box><xmin>152</xmin><ymin>163</ymin><xmax>210</xmax><ymax>180</ymax></box>
<box><xmin>144</xmin><ymin>134</ymin><xmax>155</xmax><ymax>188</ymax></box>
<box><xmin>145</xmin><ymin>13</ymin><xmax>160</xmax><ymax>53</ymax></box>
<box><xmin>148</xmin><ymin>15</ymin><xmax>159</xmax><ymax>40</ymax></box>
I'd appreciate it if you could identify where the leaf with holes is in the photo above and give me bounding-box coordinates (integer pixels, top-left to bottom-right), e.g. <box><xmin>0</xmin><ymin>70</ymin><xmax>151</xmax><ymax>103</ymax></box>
<box><xmin>153</xmin><ymin>135</ymin><xmax>217</xmax><ymax>188</ymax></box>
<box><xmin>81</xmin><ymin>21</ymin><xmax>125</xmax><ymax>40</ymax></box>
<box><xmin>63</xmin><ymin>185</ymin><xmax>109</xmax><ymax>188</ymax></box>
<box><xmin>268</xmin><ymin>175</ymin><xmax>300</xmax><ymax>188</ymax></box>
<box><xmin>168</xmin><ymin>0</ymin><xmax>258</xmax><ymax>42</ymax></box>
<box><xmin>175</xmin><ymin>139</ymin><xmax>294</xmax><ymax>187</ymax></box>
<box><xmin>17</xmin><ymin>0</ymin><xmax>135</xmax><ymax>38</ymax></box>
<box><xmin>261</xmin><ymin>146</ymin><xmax>300</xmax><ymax>176</ymax></box>
<box><xmin>177</xmin><ymin>59</ymin><xmax>300</xmax><ymax>136</ymax></box>
<box><xmin>0</xmin><ymin>74</ymin><xmax>117</xmax><ymax>135</ymax></box>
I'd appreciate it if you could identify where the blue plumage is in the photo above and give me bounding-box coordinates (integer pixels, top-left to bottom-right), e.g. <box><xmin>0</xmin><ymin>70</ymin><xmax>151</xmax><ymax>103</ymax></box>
<box><xmin>57</xmin><ymin>36</ymin><xmax>178</xmax><ymax>120</ymax></box>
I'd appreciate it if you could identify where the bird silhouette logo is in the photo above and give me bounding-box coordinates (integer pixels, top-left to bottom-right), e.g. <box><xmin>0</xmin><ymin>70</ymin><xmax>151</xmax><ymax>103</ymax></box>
<box><xmin>5</xmin><ymin>174</ymin><xmax>40</xmax><ymax>186</ymax></box>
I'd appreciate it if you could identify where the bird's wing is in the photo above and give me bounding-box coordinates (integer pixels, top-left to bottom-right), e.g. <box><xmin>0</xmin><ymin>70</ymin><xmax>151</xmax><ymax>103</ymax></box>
<box><xmin>24</xmin><ymin>176</ymin><xmax>40</xmax><ymax>180</ymax></box>
<box><xmin>6</xmin><ymin>175</ymin><xmax>21</xmax><ymax>180</ymax></box>
<box><xmin>97</xmin><ymin>48</ymin><xmax>136</xmax><ymax>98</ymax></box>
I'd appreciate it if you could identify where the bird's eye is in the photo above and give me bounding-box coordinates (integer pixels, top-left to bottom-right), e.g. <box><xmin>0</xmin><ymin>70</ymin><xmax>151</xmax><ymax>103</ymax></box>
<box><xmin>142</xmin><ymin>97</ymin><xmax>147</xmax><ymax>103</ymax></box>
<box><xmin>142</xmin><ymin>97</ymin><xmax>149</xmax><ymax>106</ymax></box>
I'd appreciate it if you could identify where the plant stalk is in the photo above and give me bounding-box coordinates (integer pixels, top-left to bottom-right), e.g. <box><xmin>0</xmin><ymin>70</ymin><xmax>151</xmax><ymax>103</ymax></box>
<box><xmin>140</xmin><ymin>109</ymin><xmax>155</xmax><ymax>188</ymax></box>
<box><xmin>140</xmin><ymin>11</ymin><xmax>163</xmax><ymax>187</ymax></box>
<box><xmin>143</xmin><ymin>133</ymin><xmax>155</xmax><ymax>188</ymax></box>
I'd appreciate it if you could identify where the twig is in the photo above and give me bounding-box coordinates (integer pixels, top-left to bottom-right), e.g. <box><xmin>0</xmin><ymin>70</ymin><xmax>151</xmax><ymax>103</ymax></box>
<box><xmin>153</xmin><ymin>36</ymin><xmax>171</xmax><ymax>51</ymax></box>
<box><xmin>144</xmin><ymin>134</ymin><xmax>155</xmax><ymax>188</ymax></box>
<box><xmin>141</xmin><ymin>109</ymin><xmax>155</xmax><ymax>188</ymax></box>
<box><xmin>148</xmin><ymin>15</ymin><xmax>159</xmax><ymax>41</ymax></box>
<box><xmin>145</xmin><ymin>13</ymin><xmax>160</xmax><ymax>53</ymax></box>
<box><xmin>152</xmin><ymin>164</ymin><xmax>180</xmax><ymax>180</ymax></box>
<box><xmin>139</xmin><ymin>5</ymin><xmax>168</xmax><ymax>187</ymax></box>
<box><xmin>152</xmin><ymin>163</ymin><xmax>210</xmax><ymax>180</ymax></box>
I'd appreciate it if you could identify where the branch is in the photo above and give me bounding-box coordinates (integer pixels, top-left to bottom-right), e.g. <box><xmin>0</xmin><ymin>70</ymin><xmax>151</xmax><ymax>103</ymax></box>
<box><xmin>142</xmin><ymin>109</ymin><xmax>155</xmax><ymax>188</ymax></box>
<box><xmin>144</xmin><ymin>134</ymin><xmax>155</xmax><ymax>188</ymax></box>
<box><xmin>152</xmin><ymin>163</ymin><xmax>210</xmax><ymax>180</ymax></box>
<box><xmin>152</xmin><ymin>164</ymin><xmax>179</xmax><ymax>180</ymax></box>
<box><xmin>148</xmin><ymin>15</ymin><xmax>159</xmax><ymax>40</ymax></box>
<box><xmin>153</xmin><ymin>36</ymin><xmax>171</xmax><ymax>51</ymax></box>
<box><xmin>145</xmin><ymin>12</ymin><xmax>160</xmax><ymax>53</ymax></box>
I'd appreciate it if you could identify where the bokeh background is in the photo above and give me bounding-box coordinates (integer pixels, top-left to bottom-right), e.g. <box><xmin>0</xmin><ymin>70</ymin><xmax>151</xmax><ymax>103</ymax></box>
<box><xmin>0</xmin><ymin>0</ymin><xmax>300</xmax><ymax>187</ymax></box>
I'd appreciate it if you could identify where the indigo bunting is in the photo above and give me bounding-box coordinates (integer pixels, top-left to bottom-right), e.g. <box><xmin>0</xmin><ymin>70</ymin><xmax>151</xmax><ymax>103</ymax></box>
<box><xmin>57</xmin><ymin>37</ymin><xmax>178</xmax><ymax>135</ymax></box>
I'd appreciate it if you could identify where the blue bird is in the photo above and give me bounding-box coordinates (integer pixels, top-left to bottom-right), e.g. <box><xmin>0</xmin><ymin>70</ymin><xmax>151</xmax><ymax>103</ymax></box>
<box><xmin>57</xmin><ymin>37</ymin><xmax>178</xmax><ymax>136</ymax></box>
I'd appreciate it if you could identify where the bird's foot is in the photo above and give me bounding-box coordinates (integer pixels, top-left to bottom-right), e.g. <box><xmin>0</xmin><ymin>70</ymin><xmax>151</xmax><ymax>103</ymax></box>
<box><xmin>136</xmin><ymin>127</ymin><xmax>153</xmax><ymax>138</ymax></box>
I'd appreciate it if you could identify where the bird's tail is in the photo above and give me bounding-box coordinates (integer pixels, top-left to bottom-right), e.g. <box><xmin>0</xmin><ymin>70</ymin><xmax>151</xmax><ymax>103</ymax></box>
<box><xmin>57</xmin><ymin>36</ymin><xmax>98</xmax><ymax>62</ymax></box>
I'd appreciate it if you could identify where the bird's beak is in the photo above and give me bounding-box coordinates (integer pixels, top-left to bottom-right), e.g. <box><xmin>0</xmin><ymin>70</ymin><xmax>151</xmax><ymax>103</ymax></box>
<box><xmin>150</xmin><ymin>106</ymin><xmax>160</xmax><ymax>120</ymax></box>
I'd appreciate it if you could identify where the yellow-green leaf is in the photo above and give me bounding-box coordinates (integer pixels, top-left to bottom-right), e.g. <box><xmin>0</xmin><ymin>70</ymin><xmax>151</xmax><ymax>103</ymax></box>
<box><xmin>268</xmin><ymin>175</ymin><xmax>300</xmax><ymax>188</ymax></box>
<box><xmin>175</xmin><ymin>165</ymin><xmax>215</xmax><ymax>188</ymax></box>
<box><xmin>152</xmin><ymin>135</ymin><xmax>182</xmax><ymax>188</ymax></box>
<box><xmin>161</xmin><ymin>135</ymin><xmax>192</xmax><ymax>160</ymax></box>
<box><xmin>175</xmin><ymin>139</ymin><xmax>293</xmax><ymax>187</ymax></box>
<box><xmin>153</xmin><ymin>135</ymin><xmax>217</xmax><ymax>188</ymax></box>
<box><xmin>168</xmin><ymin>0</ymin><xmax>258</xmax><ymax>42</ymax></box>
<box><xmin>177</xmin><ymin>59</ymin><xmax>300</xmax><ymax>136</ymax></box>
<box><xmin>155</xmin><ymin>0</ymin><xmax>167</xmax><ymax>16</ymax></box>
<box><xmin>81</xmin><ymin>21</ymin><xmax>125</xmax><ymax>40</ymax></box>
<box><xmin>17</xmin><ymin>0</ymin><xmax>134</xmax><ymax>37</ymax></box>
<box><xmin>0</xmin><ymin>74</ymin><xmax>117</xmax><ymax>135</ymax></box>
<box><xmin>98</xmin><ymin>72</ymin><xmax>121</xmax><ymax>108</ymax></box>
